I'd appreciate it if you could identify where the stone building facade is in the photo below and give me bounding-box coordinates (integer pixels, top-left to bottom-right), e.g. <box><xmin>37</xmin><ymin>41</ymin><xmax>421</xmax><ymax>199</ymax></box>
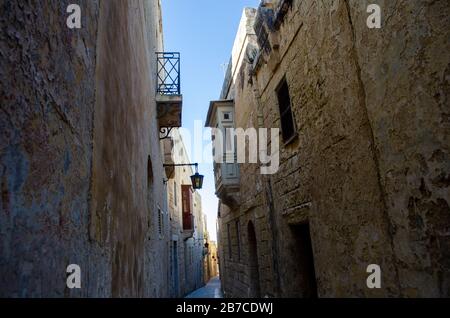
<box><xmin>203</xmin><ymin>214</ymin><xmax>219</xmax><ymax>283</ymax></box>
<box><xmin>166</xmin><ymin>129</ymin><xmax>206</xmax><ymax>297</ymax></box>
<box><xmin>205</xmin><ymin>240</ymin><xmax>219</xmax><ymax>282</ymax></box>
<box><xmin>208</xmin><ymin>0</ymin><xmax>449</xmax><ymax>298</ymax></box>
<box><xmin>0</xmin><ymin>0</ymin><xmax>191</xmax><ymax>297</ymax></box>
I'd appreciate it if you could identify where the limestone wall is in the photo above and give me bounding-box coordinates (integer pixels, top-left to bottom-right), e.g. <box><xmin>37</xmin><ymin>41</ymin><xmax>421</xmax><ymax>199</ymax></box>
<box><xmin>0</xmin><ymin>0</ymin><xmax>102</xmax><ymax>297</ymax></box>
<box><xmin>348</xmin><ymin>0</ymin><xmax>450</xmax><ymax>297</ymax></box>
<box><xmin>254</xmin><ymin>0</ymin><xmax>400</xmax><ymax>297</ymax></box>
<box><xmin>0</xmin><ymin>0</ymin><xmax>169</xmax><ymax>297</ymax></box>
<box><xmin>217</xmin><ymin>0</ymin><xmax>449</xmax><ymax>297</ymax></box>
<box><xmin>254</xmin><ymin>0</ymin><xmax>449</xmax><ymax>297</ymax></box>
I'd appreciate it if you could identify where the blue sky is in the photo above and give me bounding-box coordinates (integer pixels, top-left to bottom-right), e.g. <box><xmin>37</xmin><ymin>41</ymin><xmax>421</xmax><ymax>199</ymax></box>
<box><xmin>162</xmin><ymin>0</ymin><xmax>260</xmax><ymax>241</ymax></box>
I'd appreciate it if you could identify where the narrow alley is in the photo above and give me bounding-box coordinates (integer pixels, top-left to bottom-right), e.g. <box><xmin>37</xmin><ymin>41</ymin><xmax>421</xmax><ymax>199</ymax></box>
<box><xmin>0</xmin><ymin>0</ymin><xmax>448</xmax><ymax>300</ymax></box>
<box><xmin>185</xmin><ymin>276</ymin><xmax>223</xmax><ymax>299</ymax></box>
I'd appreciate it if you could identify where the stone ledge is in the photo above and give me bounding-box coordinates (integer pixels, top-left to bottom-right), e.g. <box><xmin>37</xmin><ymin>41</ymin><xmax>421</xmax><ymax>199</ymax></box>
<box><xmin>282</xmin><ymin>201</ymin><xmax>311</xmax><ymax>225</ymax></box>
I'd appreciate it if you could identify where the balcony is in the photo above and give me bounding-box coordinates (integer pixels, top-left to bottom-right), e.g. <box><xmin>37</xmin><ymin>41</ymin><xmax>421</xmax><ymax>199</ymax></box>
<box><xmin>156</xmin><ymin>52</ymin><xmax>182</xmax><ymax>129</ymax></box>
<box><xmin>252</xmin><ymin>0</ymin><xmax>293</xmax><ymax>72</ymax></box>
<box><xmin>205</xmin><ymin>100</ymin><xmax>241</xmax><ymax>208</ymax></box>
<box><xmin>214</xmin><ymin>161</ymin><xmax>240</xmax><ymax>208</ymax></box>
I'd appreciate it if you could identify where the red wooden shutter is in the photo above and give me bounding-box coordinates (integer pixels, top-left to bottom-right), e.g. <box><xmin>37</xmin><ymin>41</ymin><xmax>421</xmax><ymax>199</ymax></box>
<box><xmin>182</xmin><ymin>185</ymin><xmax>192</xmax><ymax>230</ymax></box>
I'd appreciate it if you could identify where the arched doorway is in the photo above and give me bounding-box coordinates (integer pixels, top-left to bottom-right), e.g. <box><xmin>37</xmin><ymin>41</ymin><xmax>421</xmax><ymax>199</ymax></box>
<box><xmin>247</xmin><ymin>221</ymin><xmax>261</xmax><ymax>297</ymax></box>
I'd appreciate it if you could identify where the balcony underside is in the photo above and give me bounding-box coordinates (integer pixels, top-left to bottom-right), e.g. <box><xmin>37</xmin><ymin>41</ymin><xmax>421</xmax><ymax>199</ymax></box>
<box><xmin>216</xmin><ymin>183</ymin><xmax>240</xmax><ymax>209</ymax></box>
<box><xmin>214</xmin><ymin>162</ymin><xmax>240</xmax><ymax>208</ymax></box>
<box><xmin>157</xmin><ymin>94</ymin><xmax>182</xmax><ymax>127</ymax></box>
<box><xmin>163</xmin><ymin>138</ymin><xmax>175</xmax><ymax>178</ymax></box>
<box><xmin>182</xmin><ymin>229</ymin><xmax>194</xmax><ymax>241</ymax></box>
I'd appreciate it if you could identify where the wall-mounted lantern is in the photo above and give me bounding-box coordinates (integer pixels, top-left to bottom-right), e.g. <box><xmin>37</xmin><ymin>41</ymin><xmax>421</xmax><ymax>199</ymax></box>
<box><xmin>163</xmin><ymin>163</ymin><xmax>204</xmax><ymax>190</ymax></box>
<box><xmin>190</xmin><ymin>164</ymin><xmax>204</xmax><ymax>190</ymax></box>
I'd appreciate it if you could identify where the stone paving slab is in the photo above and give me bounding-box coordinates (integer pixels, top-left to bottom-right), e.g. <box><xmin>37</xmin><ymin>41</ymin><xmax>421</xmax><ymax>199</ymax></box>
<box><xmin>185</xmin><ymin>276</ymin><xmax>223</xmax><ymax>298</ymax></box>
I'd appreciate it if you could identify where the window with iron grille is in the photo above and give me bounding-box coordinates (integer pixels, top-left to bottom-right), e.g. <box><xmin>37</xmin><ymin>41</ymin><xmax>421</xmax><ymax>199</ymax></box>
<box><xmin>273</xmin><ymin>0</ymin><xmax>293</xmax><ymax>29</ymax></box>
<box><xmin>256</xmin><ymin>25</ymin><xmax>271</xmax><ymax>55</ymax></box>
<box><xmin>254</xmin><ymin>4</ymin><xmax>275</xmax><ymax>55</ymax></box>
<box><xmin>276</xmin><ymin>78</ymin><xmax>296</xmax><ymax>143</ymax></box>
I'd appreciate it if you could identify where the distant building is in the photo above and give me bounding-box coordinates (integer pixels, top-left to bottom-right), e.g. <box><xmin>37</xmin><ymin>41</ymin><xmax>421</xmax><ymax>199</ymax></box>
<box><xmin>207</xmin><ymin>241</ymin><xmax>219</xmax><ymax>280</ymax></box>
<box><xmin>203</xmin><ymin>215</ymin><xmax>219</xmax><ymax>283</ymax></box>
<box><xmin>207</xmin><ymin>0</ymin><xmax>450</xmax><ymax>298</ymax></box>
<box><xmin>166</xmin><ymin>129</ymin><xmax>206</xmax><ymax>297</ymax></box>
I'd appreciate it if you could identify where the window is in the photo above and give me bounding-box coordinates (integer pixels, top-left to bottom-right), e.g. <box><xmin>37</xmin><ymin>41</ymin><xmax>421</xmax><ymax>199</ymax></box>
<box><xmin>227</xmin><ymin>223</ymin><xmax>232</xmax><ymax>260</ymax></box>
<box><xmin>224</xmin><ymin>125</ymin><xmax>236</xmax><ymax>160</ymax></box>
<box><xmin>162</xmin><ymin>210</ymin><xmax>165</xmax><ymax>235</ymax></box>
<box><xmin>223</xmin><ymin>111</ymin><xmax>232</xmax><ymax>122</ymax></box>
<box><xmin>147</xmin><ymin>156</ymin><xmax>153</xmax><ymax>184</ymax></box>
<box><xmin>276</xmin><ymin>78</ymin><xmax>296</xmax><ymax>143</ymax></box>
<box><xmin>255</xmin><ymin>20</ymin><xmax>271</xmax><ymax>55</ymax></box>
<box><xmin>235</xmin><ymin>220</ymin><xmax>241</xmax><ymax>261</ymax></box>
<box><xmin>174</xmin><ymin>181</ymin><xmax>177</xmax><ymax>206</ymax></box>
<box><xmin>158</xmin><ymin>207</ymin><xmax>164</xmax><ymax>237</ymax></box>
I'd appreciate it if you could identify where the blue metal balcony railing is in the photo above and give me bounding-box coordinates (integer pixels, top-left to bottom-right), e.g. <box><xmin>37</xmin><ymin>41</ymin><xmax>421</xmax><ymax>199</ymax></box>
<box><xmin>156</xmin><ymin>52</ymin><xmax>180</xmax><ymax>95</ymax></box>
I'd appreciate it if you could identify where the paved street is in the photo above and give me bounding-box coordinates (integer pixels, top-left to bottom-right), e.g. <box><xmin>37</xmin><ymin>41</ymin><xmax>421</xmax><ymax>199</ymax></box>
<box><xmin>185</xmin><ymin>276</ymin><xmax>223</xmax><ymax>298</ymax></box>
